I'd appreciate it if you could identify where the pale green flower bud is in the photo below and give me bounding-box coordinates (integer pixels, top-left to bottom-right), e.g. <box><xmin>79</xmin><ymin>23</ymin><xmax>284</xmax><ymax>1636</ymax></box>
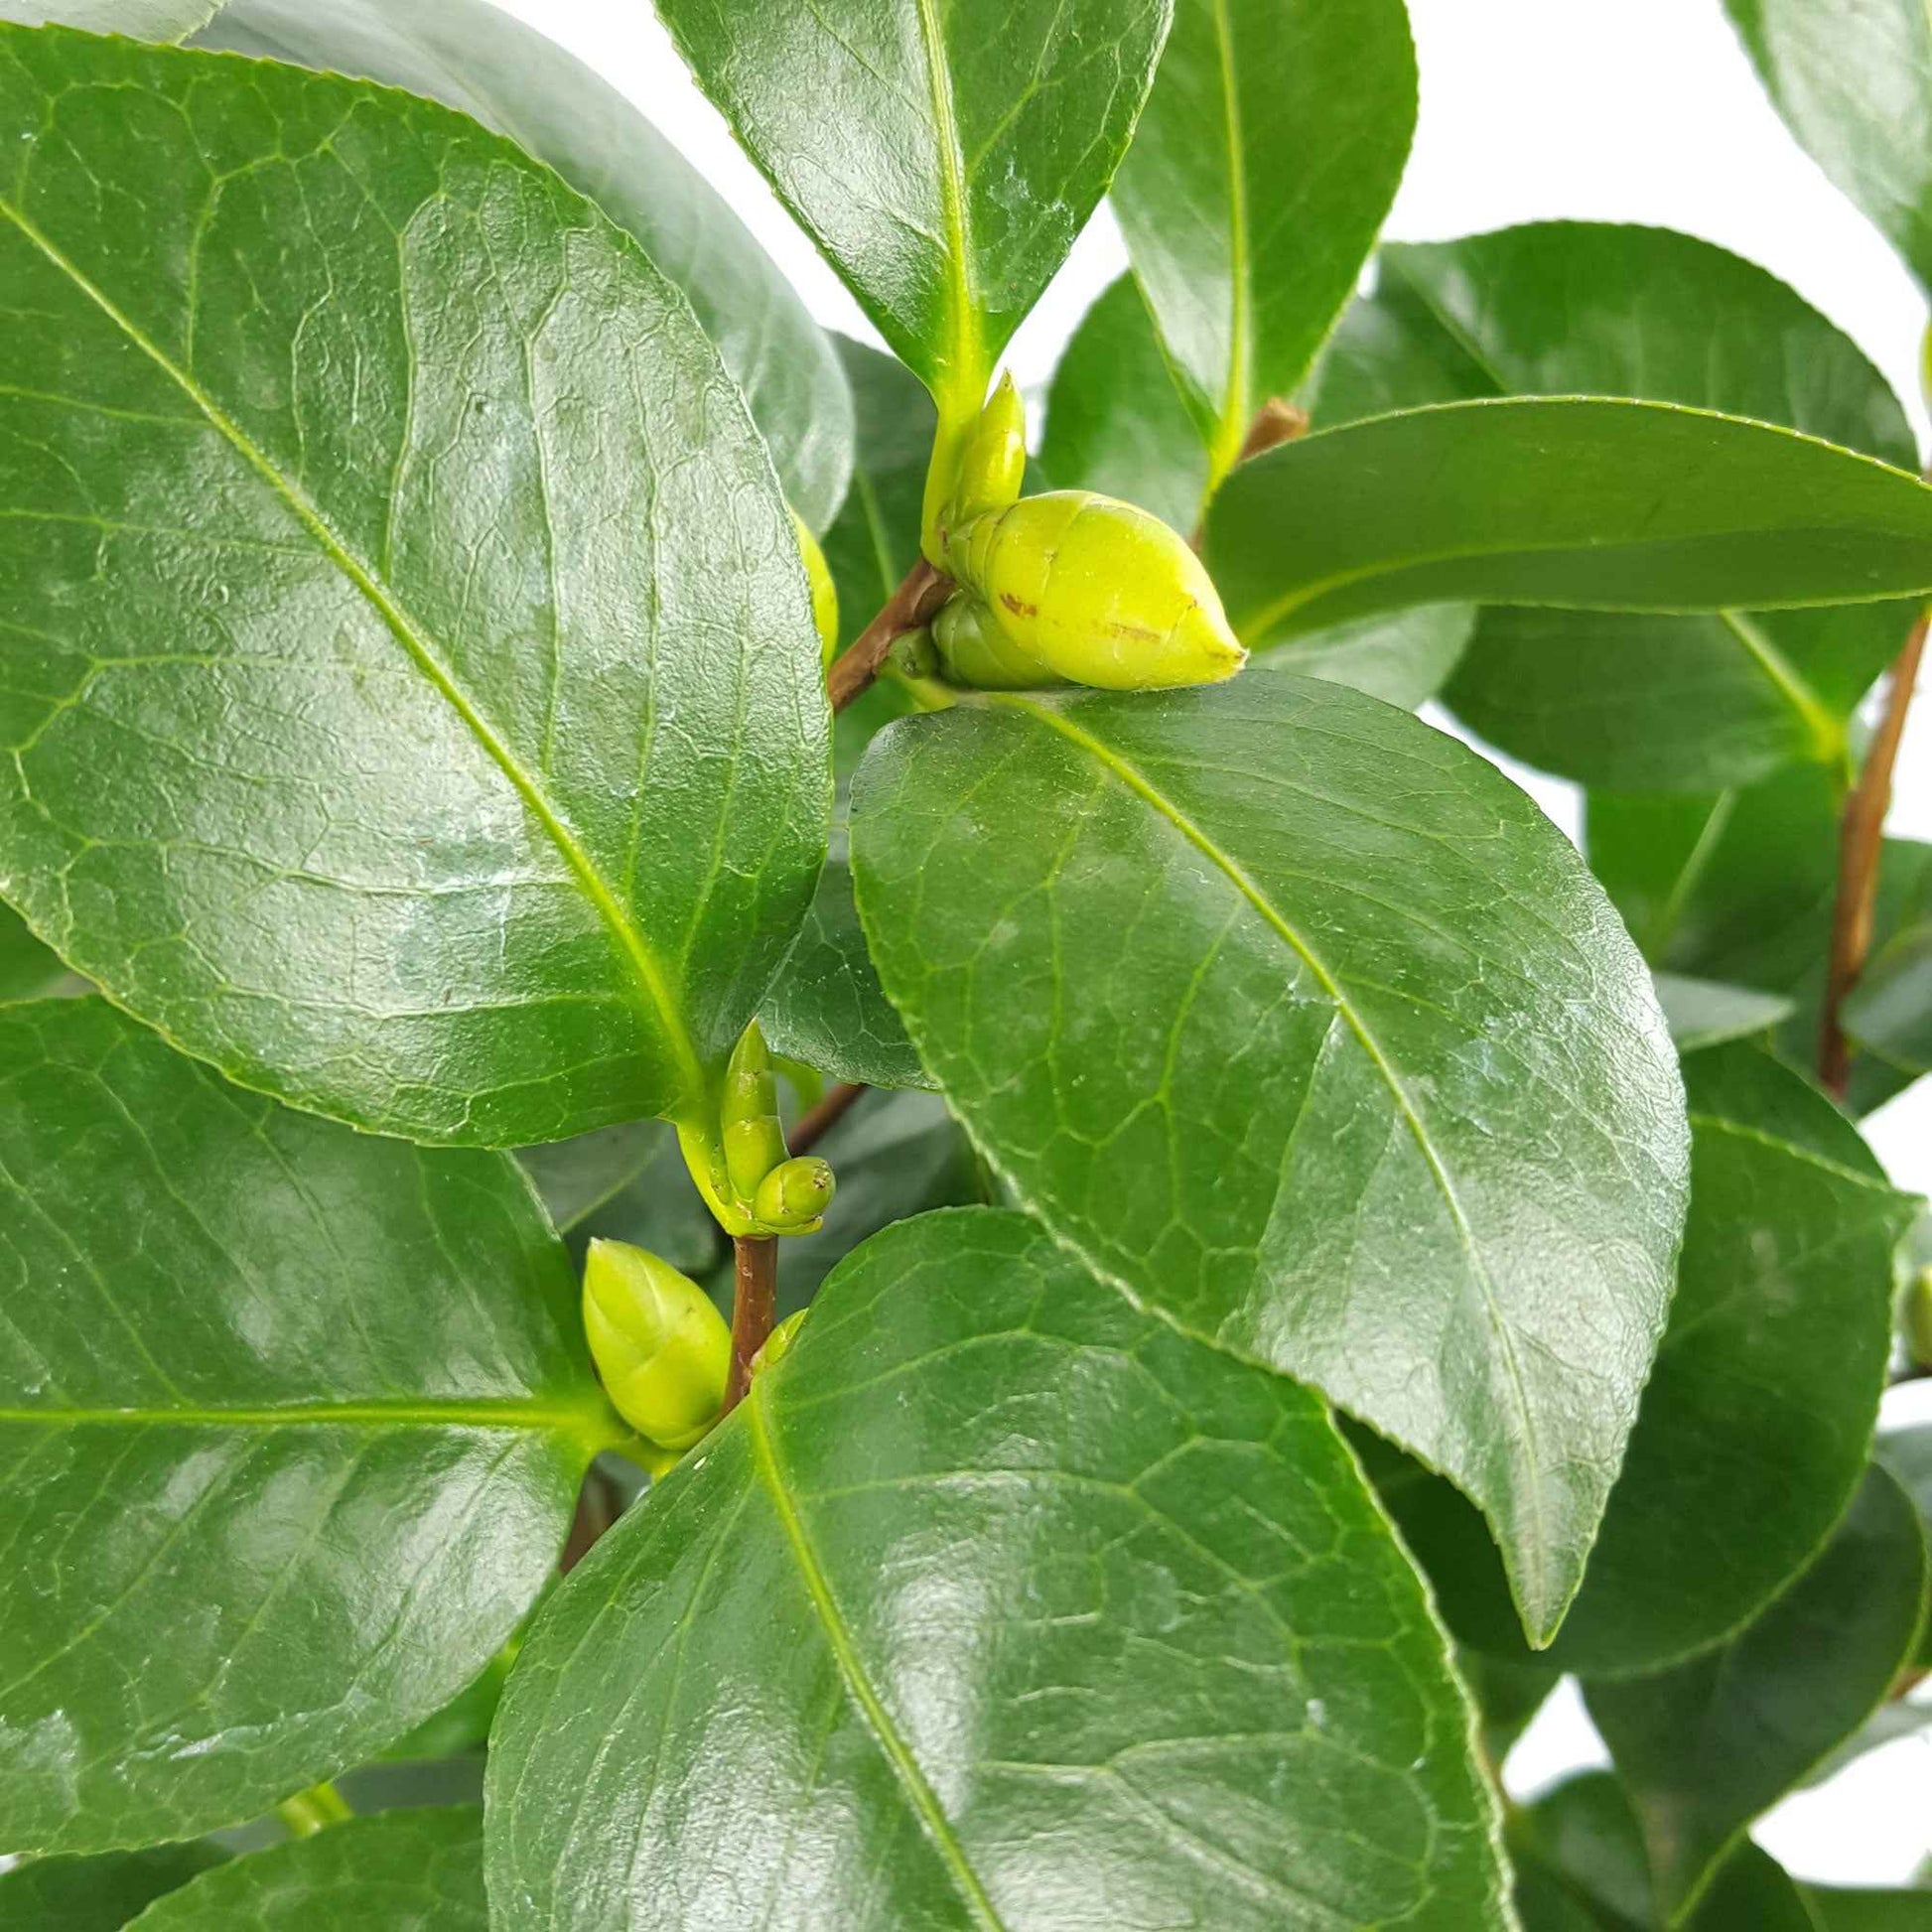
<box><xmin>931</xmin><ymin>594</ymin><xmax>1061</xmax><ymax>690</ymax></box>
<box><xmin>791</xmin><ymin>509</ymin><xmax>840</xmax><ymax>668</ymax></box>
<box><xmin>948</xmin><ymin>372</ymin><xmax>1028</xmax><ymax>530</ymax></box>
<box><xmin>722</xmin><ymin>1021</ymin><xmax>788</xmax><ymax>1205</ymax></box>
<box><xmin>753</xmin><ymin>1155</ymin><xmax>836</xmax><ymax>1233</ymax></box>
<box><xmin>944</xmin><ymin>490</ymin><xmax>1245</xmax><ymax>690</ymax></box>
<box><xmin>582</xmin><ymin>1239</ymin><xmax>730</xmax><ymax>1451</ymax></box>
<box><xmin>755</xmin><ymin>1308</ymin><xmax>809</xmax><ymax>1376</ymax></box>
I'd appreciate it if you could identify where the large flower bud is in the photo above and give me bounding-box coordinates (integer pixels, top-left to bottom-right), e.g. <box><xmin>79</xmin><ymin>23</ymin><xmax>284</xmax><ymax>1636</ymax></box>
<box><xmin>582</xmin><ymin>1239</ymin><xmax>731</xmax><ymax>1451</ymax></box>
<box><xmin>943</xmin><ymin>490</ymin><xmax>1244</xmax><ymax>690</ymax></box>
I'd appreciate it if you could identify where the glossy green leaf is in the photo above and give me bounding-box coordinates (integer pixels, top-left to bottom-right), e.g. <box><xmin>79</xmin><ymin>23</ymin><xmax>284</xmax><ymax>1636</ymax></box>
<box><xmin>0</xmin><ymin>0</ymin><xmax>218</xmax><ymax>31</ymax></box>
<box><xmin>1847</xmin><ymin>925</ymin><xmax>1932</xmax><ymax>1077</ymax></box>
<box><xmin>516</xmin><ymin>1121</ymin><xmax>721</xmax><ymax>1278</ymax></box>
<box><xmin>1312</xmin><ymin>223</ymin><xmax>1917</xmax><ymax>789</ymax></box>
<box><xmin>1588</xmin><ymin>1466</ymin><xmax>1928</xmax><ymax>1922</ymax></box>
<box><xmin>134</xmin><ymin>1807</ymin><xmax>485</xmax><ymax>1929</ymax></box>
<box><xmin>1509</xmin><ymin>1773</ymin><xmax>1654</xmax><ymax>1932</ymax></box>
<box><xmin>1806</xmin><ymin>1888</ymin><xmax>1932</xmax><ymax>1930</ymax></box>
<box><xmin>651</xmin><ymin>0</ymin><xmax>1171</xmax><ymax>420</ymax></box>
<box><xmin>0</xmin><ymin>1843</ymin><xmax>226</xmax><ymax>1930</ymax></box>
<box><xmin>190</xmin><ymin>0</ymin><xmax>852</xmax><ymax>531</ymax></box>
<box><xmin>762</xmin><ymin>856</ymin><xmax>931</xmax><ymax>1091</ymax></box>
<box><xmin>1368</xmin><ymin>1043</ymin><xmax>1915</xmax><ymax>1676</ymax></box>
<box><xmin>0</xmin><ymin>901</ymin><xmax>69</xmax><ymax>1004</ymax></box>
<box><xmin>1654</xmin><ymin>972</ymin><xmax>1797</xmax><ymax>1052</ymax></box>
<box><xmin>1038</xmin><ymin>272</ymin><xmax>1207</xmax><ymax>534</ymax></box>
<box><xmin>1111</xmin><ymin>0</ymin><xmax>1416</xmax><ymax>485</ymax></box>
<box><xmin>0</xmin><ymin>28</ymin><xmax>827</xmax><ymax>1147</ymax></box>
<box><xmin>0</xmin><ymin>998</ymin><xmax>621</xmax><ymax>1854</ymax></box>
<box><xmin>1204</xmin><ymin>397</ymin><xmax>1932</xmax><ymax>649</ymax></box>
<box><xmin>1251</xmin><ymin>604</ymin><xmax>1476</xmax><ymax>710</ymax></box>
<box><xmin>488</xmin><ymin>1208</ymin><xmax>1508</xmax><ymax>1929</ymax></box>
<box><xmin>851</xmin><ymin>674</ymin><xmax>1688</xmax><ymax>1642</ymax></box>
<box><xmin>1692</xmin><ymin>1846</ymin><xmax>1828</xmax><ymax>1932</ymax></box>
<box><xmin>1724</xmin><ymin>0</ymin><xmax>1932</xmax><ymax>295</ymax></box>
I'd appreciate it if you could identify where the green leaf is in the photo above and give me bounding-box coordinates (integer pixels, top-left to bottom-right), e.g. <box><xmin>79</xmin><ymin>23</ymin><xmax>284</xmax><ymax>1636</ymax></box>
<box><xmin>1369</xmin><ymin>1043</ymin><xmax>1915</xmax><ymax>1677</ymax></box>
<box><xmin>487</xmin><ymin>1208</ymin><xmax>1509</xmax><ymax>1928</ymax></box>
<box><xmin>1111</xmin><ymin>0</ymin><xmax>1417</xmax><ymax>485</ymax></box>
<box><xmin>1038</xmin><ymin>272</ymin><xmax>1208</xmax><ymax>534</ymax></box>
<box><xmin>651</xmin><ymin>0</ymin><xmax>1172</xmax><ymax>423</ymax></box>
<box><xmin>515</xmin><ymin>1121</ymin><xmax>722</xmax><ymax>1278</ymax></box>
<box><xmin>1806</xmin><ymin>1887</ymin><xmax>1932</xmax><ymax>1929</ymax></box>
<box><xmin>0</xmin><ymin>28</ymin><xmax>827</xmax><ymax>1147</ymax></box>
<box><xmin>1692</xmin><ymin>1846</ymin><xmax>1829</xmax><ymax>1932</ymax></box>
<box><xmin>131</xmin><ymin>1807</ymin><xmax>485</xmax><ymax>1929</ymax></box>
<box><xmin>1724</xmin><ymin>0</ymin><xmax>1932</xmax><ymax>296</ymax></box>
<box><xmin>189</xmin><ymin>0</ymin><xmax>852</xmax><ymax>531</ymax></box>
<box><xmin>0</xmin><ymin>998</ymin><xmax>620</xmax><ymax>1854</ymax></box>
<box><xmin>1847</xmin><ymin>925</ymin><xmax>1932</xmax><ymax>1077</ymax></box>
<box><xmin>851</xmin><ymin>674</ymin><xmax>1688</xmax><ymax>1643</ymax></box>
<box><xmin>1587</xmin><ymin>1465</ymin><xmax>1929</xmax><ymax>1923</ymax></box>
<box><xmin>1654</xmin><ymin>972</ymin><xmax>1797</xmax><ymax>1052</ymax></box>
<box><xmin>1251</xmin><ymin>604</ymin><xmax>1476</xmax><ymax>710</ymax></box>
<box><xmin>1457</xmin><ymin>1651</ymin><xmax>1560</xmax><ymax>1774</ymax></box>
<box><xmin>1203</xmin><ymin>397</ymin><xmax>1932</xmax><ymax>649</ymax></box>
<box><xmin>0</xmin><ymin>901</ymin><xmax>69</xmax><ymax>1004</ymax></box>
<box><xmin>0</xmin><ymin>0</ymin><xmax>218</xmax><ymax>33</ymax></box>
<box><xmin>762</xmin><ymin>856</ymin><xmax>931</xmax><ymax>1091</ymax></box>
<box><xmin>0</xmin><ymin>1843</ymin><xmax>227</xmax><ymax>1930</ymax></box>
<box><xmin>1509</xmin><ymin>1773</ymin><xmax>1654</xmax><ymax>1932</ymax></box>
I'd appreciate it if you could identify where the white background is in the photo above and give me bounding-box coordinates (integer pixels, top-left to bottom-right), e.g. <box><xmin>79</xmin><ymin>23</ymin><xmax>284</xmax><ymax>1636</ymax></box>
<box><xmin>503</xmin><ymin>0</ymin><xmax>1932</xmax><ymax>1885</ymax></box>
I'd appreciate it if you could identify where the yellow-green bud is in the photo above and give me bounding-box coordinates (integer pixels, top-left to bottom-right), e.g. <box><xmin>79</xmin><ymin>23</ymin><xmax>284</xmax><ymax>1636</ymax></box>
<box><xmin>792</xmin><ymin>509</ymin><xmax>840</xmax><ymax>668</ymax></box>
<box><xmin>756</xmin><ymin>1308</ymin><xmax>809</xmax><ymax>1376</ymax></box>
<box><xmin>722</xmin><ymin>1021</ymin><xmax>788</xmax><ymax>1205</ymax></box>
<box><xmin>944</xmin><ymin>490</ymin><xmax>1245</xmax><ymax>690</ymax></box>
<box><xmin>753</xmin><ymin>1155</ymin><xmax>836</xmax><ymax>1232</ymax></box>
<box><xmin>948</xmin><ymin>372</ymin><xmax>1028</xmax><ymax>531</ymax></box>
<box><xmin>582</xmin><ymin>1239</ymin><xmax>731</xmax><ymax>1451</ymax></box>
<box><xmin>1906</xmin><ymin>1265</ymin><xmax>1932</xmax><ymax>1370</ymax></box>
<box><xmin>932</xmin><ymin>594</ymin><xmax>1061</xmax><ymax>690</ymax></box>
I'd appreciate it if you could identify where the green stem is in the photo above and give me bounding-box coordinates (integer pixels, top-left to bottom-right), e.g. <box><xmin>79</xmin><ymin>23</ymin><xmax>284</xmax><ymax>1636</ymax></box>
<box><xmin>276</xmin><ymin>1780</ymin><xmax>353</xmax><ymax>1838</ymax></box>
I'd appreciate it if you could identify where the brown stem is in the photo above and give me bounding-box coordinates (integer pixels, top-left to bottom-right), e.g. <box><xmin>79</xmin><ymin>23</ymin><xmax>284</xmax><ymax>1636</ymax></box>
<box><xmin>724</xmin><ymin>1234</ymin><xmax>778</xmax><ymax>1412</ymax></box>
<box><xmin>792</xmin><ymin>1079</ymin><xmax>867</xmax><ymax>1153</ymax></box>
<box><xmin>1819</xmin><ymin>612</ymin><xmax>1928</xmax><ymax>1097</ymax></box>
<box><xmin>1237</xmin><ymin>396</ymin><xmax>1309</xmax><ymax>464</ymax></box>
<box><xmin>826</xmin><ymin>558</ymin><xmax>952</xmax><ymax>713</ymax></box>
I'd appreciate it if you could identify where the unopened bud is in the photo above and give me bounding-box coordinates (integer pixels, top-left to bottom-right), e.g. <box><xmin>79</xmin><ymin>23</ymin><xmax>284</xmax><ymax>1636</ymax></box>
<box><xmin>582</xmin><ymin>1239</ymin><xmax>730</xmax><ymax>1451</ymax></box>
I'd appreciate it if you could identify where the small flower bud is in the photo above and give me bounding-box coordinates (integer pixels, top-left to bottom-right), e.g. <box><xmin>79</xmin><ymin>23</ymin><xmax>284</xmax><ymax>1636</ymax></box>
<box><xmin>948</xmin><ymin>372</ymin><xmax>1028</xmax><ymax>530</ymax></box>
<box><xmin>944</xmin><ymin>490</ymin><xmax>1245</xmax><ymax>690</ymax></box>
<box><xmin>582</xmin><ymin>1239</ymin><xmax>731</xmax><ymax>1451</ymax></box>
<box><xmin>753</xmin><ymin>1155</ymin><xmax>836</xmax><ymax>1232</ymax></box>
<box><xmin>755</xmin><ymin>1309</ymin><xmax>809</xmax><ymax>1376</ymax></box>
<box><xmin>932</xmin><ymin>594</ymin><xmax>1061</xmax><ymax>690</ymax></box>
<box><xmin>722</xmin><ymin>1021</ymin><xmax>788</xmax><ymax>1205</ymax></box>
<box><xmin>792</xmin><ymin>509</ymin><xmax>840</xmax><ymax>668</ymax></box>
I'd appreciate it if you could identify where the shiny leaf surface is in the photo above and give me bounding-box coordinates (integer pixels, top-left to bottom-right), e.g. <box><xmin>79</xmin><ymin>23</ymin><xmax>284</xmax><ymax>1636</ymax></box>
<box><xmin>1111</xmin><ymin>0</ymin><xmax>1416</xmax><ymax>483</ymax></box>
<box><xmin>191</xmin><ymin>0</ymin><xmax>852</xmax><ymax>531</ymax></box>
<box><xmin>0</xmin><ymin>29</ymin><xmax>827</xmax><ymax>1146</ymax></box>
<box><xmin>1204</xmin><ymin>397</ymin><xmax>1932</xmax><ymax>649</ymax></box>
<box><xmin>1251</xmin><ymin>605</ymin><xmax>1475</xmax><ymax>710</ymax></box>
<box><xmin>851</xmin><ymin>675</ymin><xmax>1688</xmax><ymax>1642</ymax></box>
<box><xmin>1317</xmin><ymin>225</ymin><xmax>1918</xmax><ymax>792</ymax></box>
<box><xmin>134</xmin><ymin>1807</ymin><xmax>485</xmax><ymax>1929</ymax></box>
<box><xmin>0</xmin><ymin>999</ymin><xmax>620</xmax><ymax>1854</ymax></box>
<box><xmin>0</xmin><ymin>0</ymin><xmax>216</xmax><ymax>29</ymax></box>
<box><xmin>1588</xmin><ymin>1466</ymin><xmax>1928</xmax><ymax>1921</ymax></box>
<box><xmin>1846</xmin><ymin>924</ymin><xmax>1932</xmax><ymax>1078</ymax></box>
<box><xmin>1373</xmin><ymin>1044</ymin><xmax>1913</xmax><ymax>1677</ymax></box>
<box><xmin>651</xmin><ymin>0</ymin><xmax>1171</xmax><ymax>414</ymax></box>
<box><xmin>516</xmin><ymin>1121</ymin><xmax>721</xmax><ymax>1277</ymax></box>
<box><xmin>487</xmin><ymin>1209</ymin><xmax>1508</xmax><ymax>1930</ymax></box>
<box><xmin>1724</xmin><ymin>0</ymin><xmax>1932</xmax><ymax>295</ymax></box>
<box><xmin>1653</xmin><ymin>972</ymin><xmax>1797</xmax><ymax>1051</ymax></box>
<box><xmin>0</xmin><ymin>1843</ymin><xmax>226</xmax><ymax>1929</ymax></box>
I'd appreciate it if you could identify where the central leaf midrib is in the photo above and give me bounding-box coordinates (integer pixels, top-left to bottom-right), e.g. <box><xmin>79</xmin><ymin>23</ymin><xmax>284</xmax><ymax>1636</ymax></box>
<box><xmin>747</xmin><ymin>1381</ymin><xmax>1008</xmax><ymax>1932</ymax></box>
<box><xmin>995</xmin><ymin>693</ymin><xmax>1553</xmax><ymax>1595</ymax></box>
<box><xmin>911</xmin><ymin>0</ymin><xmax>981</xmax><ymax>394</ymax></box>
<box><xmin>0</xmin><ymin>1398</ymin><xmax>613</xmax><ymax>1434</ymax></box>
<box><xmin>0</xmin><ymin>196</ymin><xmax>706</xmax><ymax>1110</ymax></box>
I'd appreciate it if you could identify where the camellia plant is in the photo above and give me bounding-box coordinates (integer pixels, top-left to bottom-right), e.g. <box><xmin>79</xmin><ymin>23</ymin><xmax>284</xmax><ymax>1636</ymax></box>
<box><xmin>7</xmin><ymin>0</ymin><xmax>1932</xmax><ymax>1924</ymax></box>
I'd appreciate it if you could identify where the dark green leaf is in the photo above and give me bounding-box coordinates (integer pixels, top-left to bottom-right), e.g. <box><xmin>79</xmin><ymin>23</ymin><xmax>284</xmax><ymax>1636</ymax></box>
<box><xmin>0</xmin><ymin>0</ymin><xmax>217</xmax><ymax>31</ymax></box>
<box><xmin>851</xmin><ymin>675</ymin><xmax>1688</xmax><ymax>1642</ymax></box>
<box><xmin>1509</xmin><ymin>1773</ymin><xmax>1653</xmax><ymax>1932</ymax></box>
<box><xmin>1847</xmin><ymin>925</ymin><xmax>1932</xmax><ymax>1077</ymax></box>
<box><xmin>1587</xmin><ymin>1465</ymin><xmax>1928</xmax><ymax>1920</ymax></box>
<box><xmin>1370</xmin><ymin>1043</ymin><xmax>1914</xmax><ymax>1677</ymax></box>
<box><xmin>1654</xmin><ymin>972</ymin><xmax>1797</xmax><ymax>1051</ymax></box>
<box><xmin>1204</xmin><ymin>398</ymin><xmax>1932</xmax><ymax>649</ymax></box>
<box><xmin>190</xmin><ymin>0</ymin><xmax>852</xmax><ymax>531</ymax></box>
<box><xmin>1693</xmin><ymin>1845</ymin><xmax>1827</xmax><ymax>1932</ymax></box>
<box><xmin>488</xmin><ymin>1208</ymin><xmax>1508</xmax><ymax>1929</ymax></box>
<box><xmin>1457</xmin><ymin>1651</ymin><xmax>1559</xmax><ymax>1774</ymax></box>
<box><xmin>1038</xmin><ymin>272</ymin><xmax>1207</xmax><ymax>534</ymax></box>
<box><xmin>1111</xmin><ymin>0</ymin><xmax>1416</xmax><ymax>484</ymax></box>
<box><xmin>1724</xmin><ymin>0</ymin><xmax>1932</xmax><ymax>295</ymax></box>
<box><xmin>0</xmin><ymin>29</ymin><xmax>827</xmax><ymax>1147</ymax></box>
<box><xmin>0</xmin><ymin>901</ymin><xmax>69</xmax><ymax>1004</ymax></box>
<box><xmin>0</xmin><ymin>998</ymin><xmax>620</xmax><ymax>1854</ymax></box>
<box><xmin>515</xmin><ymin>1121</ymin><xmax>721</xmax><ymax>1278</ymax></box>
<box><xmin>133</xmin><ymin>1807</ymin><xmax>484</xmax><ymax>1929</ymax></box>
<box><xmin>0</xmin><ymin>1843</ymin><xmax>227</xmax><ymax>1930</ymax></box>
<box><xmin>1313</xmin><ymin>224</ymin><xmax>1917</xmax><ymax>792</ymax></box>
<box><xmin>1251</xmin><ymin>604</ymin><xmax>1475</xmax><ymax>710</ymax></box>
<box><xmin>651</xmin><ymin>0</ymin><xmax>1171</xmax><ymax>418</ymax></box>
<box><xmin>1806</xmin><ymin>1887</ymin><xmax>1932</xmax><ymax>1929</ymax></box>
<box><xmin>1878</xmin><ymin>1424</ymin><xmax>1932</xmax><ymax>1664</ymax></box>
<box><xmin>762</xmin><ymin>857</ymin><xmax>931</xmax><ymax>1091</ymax></box>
